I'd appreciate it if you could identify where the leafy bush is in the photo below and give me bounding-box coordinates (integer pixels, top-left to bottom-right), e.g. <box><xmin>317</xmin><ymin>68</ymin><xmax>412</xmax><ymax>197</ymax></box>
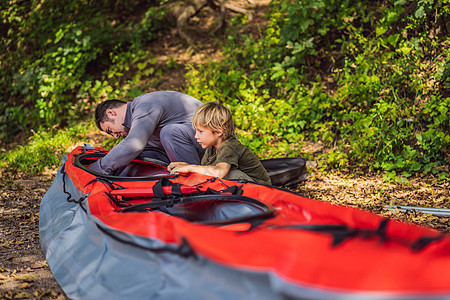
<box><xmin>1</xmin><ymin>0</ymin><xmax>449</xmax><ymax>180</ymax></box>
<box><xmin>1</xmin><ymin>0</ymin><xmax>168</xmax><ymax>144</ymax></box>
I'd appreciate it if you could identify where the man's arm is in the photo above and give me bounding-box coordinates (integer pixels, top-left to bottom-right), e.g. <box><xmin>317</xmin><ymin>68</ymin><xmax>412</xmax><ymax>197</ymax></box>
<box><xmin>89</xmin><ymin>105</ymin><xmax>163</xmax><ymax>174</ymax></box>
<box><xmin>88</xmin><ymin>135</ymin><xmax>149</xmax><ymax>174</ymax></box>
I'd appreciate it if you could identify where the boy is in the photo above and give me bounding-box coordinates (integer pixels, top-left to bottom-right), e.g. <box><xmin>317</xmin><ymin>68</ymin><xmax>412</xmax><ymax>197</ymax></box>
<box><xmin>167</xmin><ymin>102</ymin><xmax>271</xmax><ymax>185</ymax></box>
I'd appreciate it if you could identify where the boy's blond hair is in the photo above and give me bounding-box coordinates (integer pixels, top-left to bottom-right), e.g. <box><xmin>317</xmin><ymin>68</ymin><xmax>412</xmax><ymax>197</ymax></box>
<box><xmin>192</xmin><ymin>101</ymin><xmax>234</xmax><ymax>139</ymax></box>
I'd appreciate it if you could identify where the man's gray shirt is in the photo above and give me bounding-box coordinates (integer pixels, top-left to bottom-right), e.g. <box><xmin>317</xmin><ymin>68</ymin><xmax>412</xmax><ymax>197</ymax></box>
<box><xmin>91</xmin><ymin>91</ymin><xmax>203</xmax><ymax>174</ymax></box>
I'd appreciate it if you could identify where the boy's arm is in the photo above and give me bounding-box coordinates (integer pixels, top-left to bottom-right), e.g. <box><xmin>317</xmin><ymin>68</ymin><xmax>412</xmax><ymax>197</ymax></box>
<box><xmin>169</xmin><ymin>162</ymin><xmax>231</xmax><ymax>178</ymax></box>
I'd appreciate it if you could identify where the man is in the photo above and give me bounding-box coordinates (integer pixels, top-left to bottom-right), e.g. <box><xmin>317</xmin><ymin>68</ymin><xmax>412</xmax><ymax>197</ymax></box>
<box><xmin>89</xmin><ymin>91</ymin><xmax>205</xmax><ymax>175</ymax></box>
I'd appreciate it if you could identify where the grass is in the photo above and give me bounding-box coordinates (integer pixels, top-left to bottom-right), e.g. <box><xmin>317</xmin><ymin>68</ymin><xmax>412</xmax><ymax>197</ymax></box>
<box><xmin>0</xmin><ymin>120</ymin><xmax>102</xmax><ymax>177</ymax></box>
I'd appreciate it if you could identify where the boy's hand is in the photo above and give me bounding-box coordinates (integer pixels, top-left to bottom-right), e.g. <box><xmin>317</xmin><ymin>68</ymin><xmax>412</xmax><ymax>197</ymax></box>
<box><xmin>167</xmin><ymin>162</ymin><xmax>189</xmax><ymax>174</ymax></box>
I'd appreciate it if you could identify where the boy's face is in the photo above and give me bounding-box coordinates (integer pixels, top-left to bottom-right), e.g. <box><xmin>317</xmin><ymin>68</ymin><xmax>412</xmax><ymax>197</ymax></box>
<box><xmin>194</xmin><ymin>125</ymin><xmax>223</xmax><ymax>149</ymax></box>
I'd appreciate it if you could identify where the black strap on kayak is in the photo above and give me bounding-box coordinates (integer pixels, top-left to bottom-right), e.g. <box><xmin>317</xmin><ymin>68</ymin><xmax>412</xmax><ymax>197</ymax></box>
<box><xmin>411</xmin><ymin>232</ymin><xmax>446</xmax><ymax>251</ymax></box>
<box><xmin>267</xmin><ymin>218</ymin><xmax>445</xmax><ymax>251</ymax></box>
<box><xmin>152</xmin><ymin>178</ymin><xmax>183</xmax><ymax>198</ymax></box>
<box><xmin>267</xmin><ymin>219</ymin><xmax>389</xmax><ymax>247</ymax></box>
<box><xmin>262</xmin><ymin>223</ymin><xmax>365</xmax><ymax>245</ymax></box>
<box><xmin>204</xmin><ymin>185</ymin><xmax>243</xmax><ymax>196</ymax></box>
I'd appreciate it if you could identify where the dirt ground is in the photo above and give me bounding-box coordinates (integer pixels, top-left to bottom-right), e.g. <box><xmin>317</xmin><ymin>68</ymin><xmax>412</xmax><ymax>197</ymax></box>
<box><xmin>1</xmin><ymin>1</ymin><xmax>449</xmax><ymax>299</ymax></box>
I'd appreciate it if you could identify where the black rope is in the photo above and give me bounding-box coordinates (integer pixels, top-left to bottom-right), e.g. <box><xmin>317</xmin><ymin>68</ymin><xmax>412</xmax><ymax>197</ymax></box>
<box><xmin>60</xmin><ymin>165</ymin><xmax>88</xmax><ymax>214</ymax></box>
<box><xmin>95</xmin><ymin>224</ymin><xmax>198</xmax><ymax>259</ymax></box>
<box><xmin>85</xmin><ymin>177</ymin><xmax>125</xmax><ymax>191</ymax></box>
<box><xmin>82</xmin><ymin>177</ymin><xmax>131</xmax><ymax>208</ymax></box>
<box><xmin>106</xmin><ymin>191</ymin><xmax>134</xmax><ymax>208</ymax></box>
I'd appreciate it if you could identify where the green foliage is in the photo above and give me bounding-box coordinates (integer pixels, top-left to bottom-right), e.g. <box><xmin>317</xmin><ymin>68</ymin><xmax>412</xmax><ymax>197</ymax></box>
<box><xmin>0</xmin><ymin>122</ymin><xmax>95</xmax><ymax>176</ymax></box>
<box><xmin>1</xmin><ymin>0</ymin><xmax>168</xmax><ymax>144</ymax></box>
<box><xmin>187</xmin><ymin>0</ymin><xmax>450</xmax><ymax>179</ymax></box>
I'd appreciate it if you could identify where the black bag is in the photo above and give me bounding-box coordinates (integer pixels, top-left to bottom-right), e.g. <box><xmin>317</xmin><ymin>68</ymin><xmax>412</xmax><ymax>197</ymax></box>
<box><xmin>261</xmin><ymin>157</ymin><xmax>308</xmax><ymax>187</ymax></box>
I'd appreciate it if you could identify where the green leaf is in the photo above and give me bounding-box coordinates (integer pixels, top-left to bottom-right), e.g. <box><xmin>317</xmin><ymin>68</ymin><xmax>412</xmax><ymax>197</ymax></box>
<box><xmin>416</xmin><ymin>133</ymin><xmax>423</xmax><ymax>143</ymax></box>
<box><xmin>387</xmin><ymin>34</ymin><xmax>400</xmax><ymax>47</ymax></box>
<box><xmin>54</xmin><ymin>28</ymin><xmax>65</xmax><ymax>44</ymax></box>
<box><xmin>137</xmin><ymin>62</ymin><xmax>147</xmax><ymax>70</ymax></box>
<box><xmin>394</xmin><ymin>0</ymin><xmax>407</xmax><ymax>5</ymax></box>
<box><xmin>415</xmin><ymin>6</ymin><xmax>425</xmax><ymax>18</ymax></box>
<box><xmin>376</xmin><ymin>26</ymin><xmax>388</xmax><ymax>37</ymax></box>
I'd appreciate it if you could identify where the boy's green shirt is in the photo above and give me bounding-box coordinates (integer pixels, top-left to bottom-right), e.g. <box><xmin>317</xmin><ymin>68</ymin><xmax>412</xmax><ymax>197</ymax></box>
<box><xmin>201</xmin><ymin>136</ymin><xmax>271</xmax><ymax>185</ymax></box>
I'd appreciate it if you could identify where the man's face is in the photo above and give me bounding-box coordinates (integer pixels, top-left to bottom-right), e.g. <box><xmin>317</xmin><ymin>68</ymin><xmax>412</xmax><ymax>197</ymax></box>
<box><xmin>100</xmin><ymin>110</ymin><xmax>128</xmax><ymax>139</ymax></box>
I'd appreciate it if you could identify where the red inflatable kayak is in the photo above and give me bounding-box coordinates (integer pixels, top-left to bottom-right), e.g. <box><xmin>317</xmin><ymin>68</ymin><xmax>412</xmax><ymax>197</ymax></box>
<box><xmin>40</xmin><ymin>146</ymin><xmax>450</xmax><ymax>300</ymax></box>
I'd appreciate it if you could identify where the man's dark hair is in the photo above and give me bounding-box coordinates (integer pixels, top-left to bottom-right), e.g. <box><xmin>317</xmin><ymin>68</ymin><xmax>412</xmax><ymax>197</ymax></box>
<box><xmin>94</xmin><ymin>99</ymin><xmax>126</xmax><ymax>130</ymax></box>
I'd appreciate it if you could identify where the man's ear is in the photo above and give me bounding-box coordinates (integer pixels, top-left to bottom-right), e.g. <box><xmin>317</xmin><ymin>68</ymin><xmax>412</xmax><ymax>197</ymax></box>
<box><xmin>106</xmin><ymin>108</ymin><xmax>117</xmax><ymax>117</ymax></box>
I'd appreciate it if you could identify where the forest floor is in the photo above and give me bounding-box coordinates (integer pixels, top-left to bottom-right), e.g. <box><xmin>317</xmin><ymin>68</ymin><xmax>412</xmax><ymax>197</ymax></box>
<box><xmin>1</xmin><ymin>1</ymin><xmax>449</xmax><ymax>299</ymax></box>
